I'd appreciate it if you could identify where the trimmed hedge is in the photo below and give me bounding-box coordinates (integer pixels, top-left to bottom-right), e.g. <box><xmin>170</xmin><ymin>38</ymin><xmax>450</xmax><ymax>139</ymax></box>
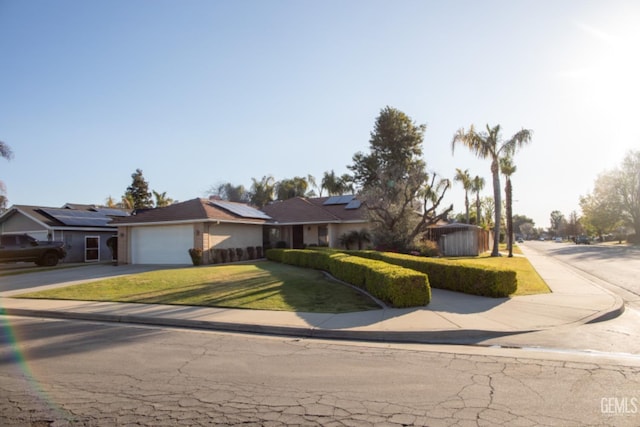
<box><xmin>348</xmin><ymin>251</ymin><xmax>516</xmax><ymax>297</ymax></box>
<box><xmin>265</xmin><ymin>249</ymin><xmax>430</xmax><ymax>307</ymax></box>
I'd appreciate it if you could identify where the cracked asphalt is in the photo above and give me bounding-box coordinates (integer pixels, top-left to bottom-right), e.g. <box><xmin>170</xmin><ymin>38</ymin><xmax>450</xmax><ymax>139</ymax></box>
<box><xmin>2</xmin><ymin>316</ymin><xmax>639</xmax><ymax>426</ymax></box>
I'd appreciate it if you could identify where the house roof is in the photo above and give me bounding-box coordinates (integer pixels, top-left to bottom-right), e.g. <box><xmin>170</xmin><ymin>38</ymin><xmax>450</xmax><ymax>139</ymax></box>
<box><xmin>110</xmin><ymin>198</ymin><xmax>270</xmax><ymax>226</ymax></box>
<box><xmin>261</xmin><ymin>195</ymin><xmax>366</xmax><ymax>225</ymax></box>
<box><xmin>0</xmin><ymin>204</ymin><xmax>130</xmax><ymax>230</ymax></box>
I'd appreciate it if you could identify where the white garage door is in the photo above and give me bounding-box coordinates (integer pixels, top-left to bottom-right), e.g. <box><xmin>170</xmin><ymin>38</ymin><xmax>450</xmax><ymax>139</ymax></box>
<box><xmin>131</xmin><ymin>225</ymin><xmax>193</xmax><ymax>264</ymax></box>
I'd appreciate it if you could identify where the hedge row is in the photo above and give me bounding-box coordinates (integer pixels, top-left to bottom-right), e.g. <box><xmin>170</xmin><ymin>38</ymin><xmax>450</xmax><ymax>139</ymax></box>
<box><xmin>348</xmin><ymin>251</ymin><xmax>516</xmax><ymax>297</ymax></box>
<box><xmin>265</xmin><ymin>249</ymin><xmax>431</xmax><ymax>307</ymax></box>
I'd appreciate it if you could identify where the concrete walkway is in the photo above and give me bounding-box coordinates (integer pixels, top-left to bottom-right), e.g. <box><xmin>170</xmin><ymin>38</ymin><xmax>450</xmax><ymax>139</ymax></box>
<box><xmin>0</xmin><ymin>244</ymin><xmax>624</xmax><ymax>344</ymax></box>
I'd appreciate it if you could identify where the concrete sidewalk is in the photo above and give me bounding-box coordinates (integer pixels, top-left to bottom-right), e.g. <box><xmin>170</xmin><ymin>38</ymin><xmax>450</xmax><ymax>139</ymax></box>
<box><xmin>0</xmin><ymin>244</ymin><xmax>624</xmax><ymax>344</ymax></box>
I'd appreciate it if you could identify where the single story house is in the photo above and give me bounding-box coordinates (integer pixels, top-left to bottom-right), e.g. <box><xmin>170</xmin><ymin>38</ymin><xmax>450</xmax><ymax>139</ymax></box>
<box><xmin>0</xmin><ymin>203</ymin><xmax>129</xmax><ymax>263</ymax></box>
<box><xmin>111</xmin><ymin>198</ymin><xmax>270</xmax><ymax>265</ymax></box>
<box><xmin>261</xmin><ymin>195</ymin><xmax>369</xmax><ymax>249</ymax></box>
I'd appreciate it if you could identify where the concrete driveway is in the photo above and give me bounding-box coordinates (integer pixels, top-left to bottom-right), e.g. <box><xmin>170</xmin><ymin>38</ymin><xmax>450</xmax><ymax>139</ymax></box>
<box><xmin>0</xmin><ymin>263</ymin><xmax>183</xmax><ymax>296</ymax></box>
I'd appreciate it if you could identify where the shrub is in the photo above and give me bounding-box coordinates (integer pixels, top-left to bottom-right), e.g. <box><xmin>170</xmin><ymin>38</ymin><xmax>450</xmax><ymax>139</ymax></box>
<box><xmin>275</xmin><ymin>241</ymin><xmax>288</xmax><ymax>249</ymax></box>
<box><xmin>256</xmin><ymin>246</ymin><xmax>263</xmax><ymax>258</ymax></box>
<box><xmin>246</xmin><ymin>246</ymin><xmax>255</xmax><ymax>260</ymax></box>
<box><xmin>228</xmin><ymin>248</ymin><xmax>235</xmax><ymax>262</ymax></box>
<box><xmin>188</xmin><ymin>248</ymin><xmax>203</xmax><ymax>266</ymax></box>
<box><xmin>412</xmin><ymin>239</ymin><xmax>440</xmax><ymax>257</ymax></box>
<box><xmin>266</xmin><ymin>249</ymin><xmax>430</xmax><ymax>307</ymax></box>
<box><xmin>236</xmin><ymin>248</ymin><xmax>244</xmax><ymax>261</ymax></box>
<box><xmin>220</xmin><ymin>249</ymin><xmax>228</xmax><ymax>263</ymax></box>
<box><xmin>351</xmin><ymin>251</ymin><xmax>516</xmax><ymax>297</ymax></box>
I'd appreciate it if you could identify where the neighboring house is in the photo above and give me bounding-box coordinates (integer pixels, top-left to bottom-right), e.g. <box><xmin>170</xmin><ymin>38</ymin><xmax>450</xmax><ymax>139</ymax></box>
<box><xmin>424</xmin><ymin>223</ymin><xmax>491</xmax><ymax>256</ymax></box>
<box><xmin>111</xmin><ymin>198</ymin><xmax>270</xmax><ymax>265</ymax></box>
<box><xmin>261</xmin><ymin>195</ymin><xmax>369</xmax><ymax>249</ymax></box>
<box><xmin>0</xmin><ymin>203</ymin><xmax>129</xmax><ymax>263</ymax></box>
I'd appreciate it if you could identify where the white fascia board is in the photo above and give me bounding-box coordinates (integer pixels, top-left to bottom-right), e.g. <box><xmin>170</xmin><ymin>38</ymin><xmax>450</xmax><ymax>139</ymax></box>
<box><xmin>268</xmin><ymin>219</ymin><xmax>368</xmax><ymax>226</ymax></box>
<box><xmin>53</xmin><ymin>227</ymin><xmax>118</xmax><ymax>232</ymax></box>
<box><xmin>115</xmin><ymin>219</ymin><xmax>265</xmax><ymax>227</ymax></box>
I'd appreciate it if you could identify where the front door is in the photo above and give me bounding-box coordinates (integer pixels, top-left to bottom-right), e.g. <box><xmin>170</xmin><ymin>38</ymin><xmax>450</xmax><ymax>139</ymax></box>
<box><xmin>292</xmin><ymin>225</ymin><xmax>304</xmax><ymax>249</ymax></box>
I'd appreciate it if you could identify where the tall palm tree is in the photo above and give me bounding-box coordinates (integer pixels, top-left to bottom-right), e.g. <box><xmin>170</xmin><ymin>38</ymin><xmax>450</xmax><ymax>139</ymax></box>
<box><xmin>321</xmin><ymin>170</ymin><xmax>341</xmax><ymax>196</ymax></box>
<box><xmin>453</xmin><ymin>168</ymin><xmax>472</xmax><ymax>224</ymax></box>
<box><xmin>153</xmin><ymin>190</ymin><xmax>174</xmax><ymax>207</ymax></box>
<box><xmin>452</xmin><ymin>124</ymin><xmax>532</xmax><ymax>257</ymax></box>
<box><xmin>250</xmin><ymin>175</ymin><xmax>275</xmax><ymax>208</ymax></box>
<box><xmin>500</xmin><ymin>157</ymin><xmax>517</xmax><ymax>257</ymax></box>
<box><xmin>471</xmin><ymin>175</ymin><xmax>485</xmax><ymax>226</ymax></box>
<box><xmin>321</xmin><ymin>170</ymin><xmax>354</xmax><ymax>196</ymax></box>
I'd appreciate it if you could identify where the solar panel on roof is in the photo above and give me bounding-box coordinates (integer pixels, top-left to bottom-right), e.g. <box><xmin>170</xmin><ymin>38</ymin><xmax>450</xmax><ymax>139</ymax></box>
<box><xmin>345</xmin><ymin>199</ymin><xmax>361</xmax><ymax>210</ymax></box>
<box><xmin>40</xmin><ymin>208</ymin><xmax>114</xmax><ymax>227</ymax></box>
<box><xmin>323</xmin><ymin>195</ymin><xmax>354</xmax><ymax>205</ymax></box>
<box><xmin>323</xmin><ymin>196</ymin><xmax>340</xmax><ymax>205</ymax></box>
<box><xmin>93</xmin><ymin>207</ymin><xmax>129</xmax><ymax>217</ymax></box>
<box><xmin>211</xmin><ymin>201</ymin><xmax>271</xmax><ymax>220</ymax></box>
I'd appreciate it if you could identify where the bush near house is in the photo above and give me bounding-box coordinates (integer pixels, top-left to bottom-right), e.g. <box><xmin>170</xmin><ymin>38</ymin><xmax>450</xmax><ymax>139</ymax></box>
<box><xmin>266</xmin><ymin>249</ymin><xmax>430</xmax><ymax>307</ymax></box>
<box><xmin>349</xmin><ymin>251</ymin><xmax>516</xmax><ymax>297</ymax></box>
<box><xmin>188</xmin><ymin>248</ymin><xmax>203</xmax><ymax>266</ymax></box>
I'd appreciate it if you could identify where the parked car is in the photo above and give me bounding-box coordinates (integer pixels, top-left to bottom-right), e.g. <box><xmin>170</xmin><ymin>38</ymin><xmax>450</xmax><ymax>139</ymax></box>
<box><xmin>0</xmin><ymin>234</ymin><xmax>67</xmax><ymax>266</ymax></box>
<box><xmin>516</xmin><ymin>237</ymin><xmax>524</xmax><ymax>243</ymax></box>
<box><xmin>575</xmin><ymin>236</ymin><xmax>591</xmax><ymax>245</ymax></box>
<box><xmin>554</xmin><ymin>237</ymin><xmax>562</xmax><ymax>243</ymax></box>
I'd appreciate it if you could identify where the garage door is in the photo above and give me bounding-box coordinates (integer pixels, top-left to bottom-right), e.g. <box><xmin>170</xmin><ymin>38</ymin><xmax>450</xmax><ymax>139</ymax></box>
<box><xmin>131</xmin><ymin>225</ymin><xmax>193</xmax><ymax>264</ymax></box>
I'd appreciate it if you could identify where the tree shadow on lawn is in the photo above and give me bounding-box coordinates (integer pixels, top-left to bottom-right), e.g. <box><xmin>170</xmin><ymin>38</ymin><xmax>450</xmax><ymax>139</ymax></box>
<box><xmin>126</xmin><ymin>263</ymin><xmax>381</xmax><ymax>314</ymax></box>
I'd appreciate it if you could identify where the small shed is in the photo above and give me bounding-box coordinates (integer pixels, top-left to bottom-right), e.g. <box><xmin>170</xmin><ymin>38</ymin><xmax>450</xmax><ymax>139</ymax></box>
<box><xmin>424</xmin><ymin>223</ymin><xmax>491</xmax><ymax>257</ymax></box>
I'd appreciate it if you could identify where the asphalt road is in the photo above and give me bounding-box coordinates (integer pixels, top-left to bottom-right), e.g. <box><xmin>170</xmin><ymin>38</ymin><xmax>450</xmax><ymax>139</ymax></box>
<box><xmin>478</xmin><ymin>241</ymin><xmax>640</xmax><ymax>354</ymax></box>
<box><xmin>2</xmin><ymin>316</ymin><xmax>640</xmax><ymax>426</ymax></box>
<box><xmin>524</xmin><ymin>240</ymin><xmax>640</xmax><ymax>307</ymax></box>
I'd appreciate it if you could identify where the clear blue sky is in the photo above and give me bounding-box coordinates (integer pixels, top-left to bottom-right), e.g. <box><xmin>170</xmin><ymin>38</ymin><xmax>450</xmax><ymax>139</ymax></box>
<box><xmin>2</xmin><ymin>0</ymin><xmax>639</xmax><ymax>229</ymax></box>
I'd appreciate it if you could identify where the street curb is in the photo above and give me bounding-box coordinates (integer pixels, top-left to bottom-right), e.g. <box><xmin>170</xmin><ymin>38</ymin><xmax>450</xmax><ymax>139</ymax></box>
<box><xmin>2</xmin><ymin>307</ymin><xmax>535</xmax><ymax>345</ymax></box>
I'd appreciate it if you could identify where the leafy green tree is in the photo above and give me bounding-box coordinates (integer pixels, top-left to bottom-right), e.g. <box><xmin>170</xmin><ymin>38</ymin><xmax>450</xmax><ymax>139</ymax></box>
<box><xmin>566</xmin><ymin>210</ymin><xmax>583</xmax><ymax>238</ymax></box>
<box><xmin>513</xmin><ymin>214</ymin><xmax>535</xmax><ymax>238</ymax></box>
<box><xmin>614</xmin><ymin>150</ymin><xmax>640</xmax><ymax>239</ymax></box>
<box><xmin>481</xmin><ymin>197</ymin><xmax>495</xmax><ymax>229</ymax></box>
<box><xmin>500</xmin><ymin>157</ymin><xmax>517</xmax><ymax>257</ymax></box>
<box><xmin>349</xmin><ymin>106</ymin><xmax>452</xmax><ymax>251</ymax></box>
<box><xmin>549</xmin><ymin>210</ymin><xmax>566</xmax><ymax>237</ymax></box>
<box><xmin>125</xmin><ymin>169</ymin><xmax>153</xmax><ymax>209</ymax></box>
<box><xmin>579</xmin><ymin>173</ymin><xmax>623</xmax><ymax>241</ymax></box>
<box><xmin>209</xmin><ymin>182</ymin><xmax>249</xmax><ymax>203</ymax></box>
<box><xmin>452</xmin><ymin>124</ymin><xmax>532</xmax><ymax>256</ymax></box>
<box><xmin>249</xmin><ymin>175</ymin><xmax>275</xmax><ymax>208</ymax></box>
<box><xmin>471</xmin><ymin>175</ymin><xmax>485</xmax><ymax>226</ymax></box>
<box><xmin>454</xmin><ymin>168</ymin><xmax>472</xmax><ymax>224</ymax></box>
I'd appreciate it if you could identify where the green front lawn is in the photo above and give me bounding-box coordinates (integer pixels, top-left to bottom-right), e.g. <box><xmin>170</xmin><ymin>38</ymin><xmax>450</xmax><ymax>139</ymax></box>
<box><xmin>441</xmin><ymin>253</ymin><xmax>550</xmax><ymax>296</ymax></box>
<box><xmin>16</xmin><ymin>261</ymin><xmax>381</xmax><ymax>313</ymax></box>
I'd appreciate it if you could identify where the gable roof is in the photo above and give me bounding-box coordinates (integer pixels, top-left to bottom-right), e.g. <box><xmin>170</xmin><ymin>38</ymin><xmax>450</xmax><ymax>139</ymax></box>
<box><xmin>110</xmin><ymin>198</ymin><xmax>270</xmax><ymax>226</ymax></box>
<box><xmin>261</xmin><ymin>195</ymin><xmax>366</xmax><ymax>225</ymax></box>
<box><xmin>0</xmin><ymin>204</ymin><xmax>130</xmax><ymax>230</ymax></box>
